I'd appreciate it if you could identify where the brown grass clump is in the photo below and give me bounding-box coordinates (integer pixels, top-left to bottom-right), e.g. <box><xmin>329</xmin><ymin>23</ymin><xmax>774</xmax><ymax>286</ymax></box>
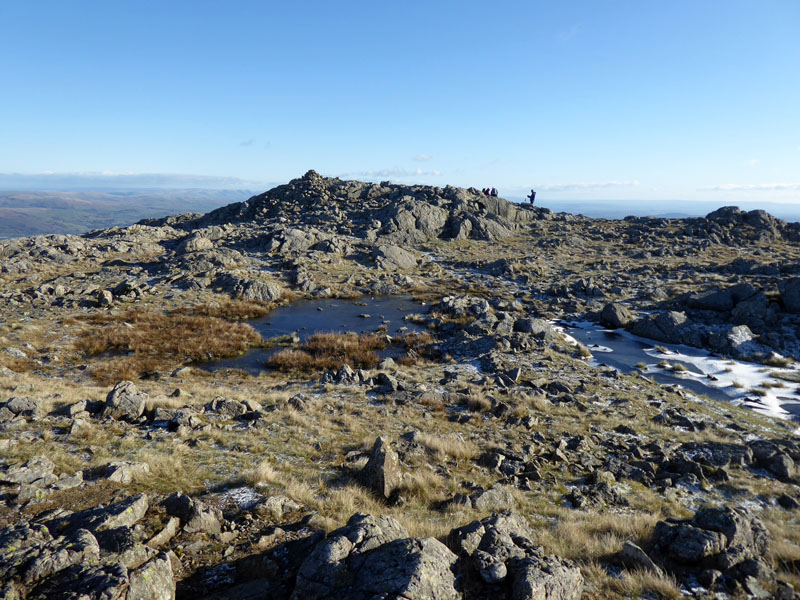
<box><xmin>75</xmin><ymin>309</ymin><xmax>263</xmax><ymax>383</ymax></box>
<box><xmin>466</xmin><ymin>391</ymin><xmax>492</xmax><ymax>412</ymax></box>
<box><xmin>172</xmin><ymin>299</ymin><xmax>273</xmax><ymax>321</ymax></box>
<box><xmin>267</xmin><ymin>332</ymin><xmax>388</xmax><ymax>372</ymax></box>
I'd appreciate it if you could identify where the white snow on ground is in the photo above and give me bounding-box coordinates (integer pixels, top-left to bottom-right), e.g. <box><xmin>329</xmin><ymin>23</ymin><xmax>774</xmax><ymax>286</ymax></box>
<box><xmin>213</xmin><ymin>486</ymin><xmax>262</xmax><ymax>511</ymax></box>
<box><xmin>559</xmin><ymin>320</ymin><xmax>800</xmax><ymax>426</ymax></box>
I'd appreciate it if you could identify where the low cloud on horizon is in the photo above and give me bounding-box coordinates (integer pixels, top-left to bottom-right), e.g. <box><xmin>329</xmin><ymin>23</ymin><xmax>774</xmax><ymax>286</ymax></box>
<box><xmin>339</xmin><ymin>167</ymin><xmax>442</xmax><ymax>179</ymax></box>
<box><xmin>538</xmin><ymin>180</ymin><xmax>641</xmax><ymax>192</ymax></box>
<box><xmin>701</xmin><ymin>183</ymin><xmax>800</xmax><ymax>192</ymax></box>
<box><xmin>0</xmin><ymin>171</ymin><xmax>265</xmax><ymax>190</ymax></box>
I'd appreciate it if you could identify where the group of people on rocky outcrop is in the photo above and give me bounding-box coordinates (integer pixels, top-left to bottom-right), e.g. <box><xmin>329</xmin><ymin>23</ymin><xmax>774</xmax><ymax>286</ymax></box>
<box><xmin>481</xmin><ymin>187</ymin><xmax>499</xmax><ymax>197</ymax></box>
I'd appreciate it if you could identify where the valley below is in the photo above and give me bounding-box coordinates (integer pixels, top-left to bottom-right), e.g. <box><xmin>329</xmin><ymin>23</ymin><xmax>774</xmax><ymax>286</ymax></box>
<box><xmin>2</xmin><ymin>170</ymin><xmax>800</xmax><ymax>599</ymax></box>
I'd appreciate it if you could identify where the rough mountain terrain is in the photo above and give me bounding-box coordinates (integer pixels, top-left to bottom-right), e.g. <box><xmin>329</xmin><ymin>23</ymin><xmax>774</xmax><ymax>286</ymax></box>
<box><xmin>1</xmin><ymin>171</ymin><xmax>800</xmax><ymax>599</ymax></box>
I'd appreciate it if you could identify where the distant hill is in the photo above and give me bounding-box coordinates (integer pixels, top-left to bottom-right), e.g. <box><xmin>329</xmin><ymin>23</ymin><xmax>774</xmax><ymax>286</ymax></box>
<box><xmin>0</xmin><ymin>189</ymin><xmax>252</xmax><ymax>238</ymax></box>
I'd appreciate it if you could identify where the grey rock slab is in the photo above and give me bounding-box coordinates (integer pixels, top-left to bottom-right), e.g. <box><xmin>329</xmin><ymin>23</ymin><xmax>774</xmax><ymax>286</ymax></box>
<box><xmin>128</xmin><ymin>553</ymin><xmax>176</xmax><ymax>600</ymax></box>
<box><xmin>27</xmin><ymin>562</ymin><xmax>129</xmax><ymax>600</ymax></box>
<box><xmin>147</xmin><ymin>517</ymin><xmax>181</xmax><ymax>549</ymax></box>
<box><xmin>619</xmin><ymin>540</ymin><xmax>663</xmax><ymax>575</ymax></box>
<box><xmin>5</xmin><ymin>396</ymin><xmax>44</xmax><ymax>417</ymax></box>
<box><xmin>3</xmin><ymin>455</ymin><xmax>56</xmax><ymax>484</ymax></box>
<box><xmin>510</xmin><ymin>554</ymin><xmax>584</xmax><ymax>600</ymax></box>
<box><xmin>373</xmin><ymin>244</ymin><xmax>420</xmax><ymax>270</ymax></box>
<box><xmin>471</xmin><ymin>485</ymin><xmax>517</xmax><ymax>511</ymax></box>
<box><xmin>105</xmin><ymin>461</ymin><xmax>151</xmax><ymax>484</ymax></box>
<box><xmin>23</xmin><ymin>529</ymin><xmax>100</xmax><ymax>584</ymax></box>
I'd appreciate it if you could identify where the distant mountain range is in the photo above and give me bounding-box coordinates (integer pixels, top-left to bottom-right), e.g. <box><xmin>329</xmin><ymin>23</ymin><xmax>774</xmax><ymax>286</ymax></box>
<box><xmin>0</xmin><ymin>189</ymin><xmax>254</xmax><ymax>238</ymax></box>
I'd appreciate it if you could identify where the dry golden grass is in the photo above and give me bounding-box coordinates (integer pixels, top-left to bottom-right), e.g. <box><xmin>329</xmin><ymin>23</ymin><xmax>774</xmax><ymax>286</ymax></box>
<box><xmin>534</xmin><ymin>510</ymin><xmax>659</xmax><ymax>561</ymax></box>
<box><xmin>247</xmin><ymin>459</ymin><xmax>280</xmax><ymax>486</ymax></box>
<box><xmin>268</xmin><ymin>331</ymin><xmax>388</xmax><ymax>372</ymax></box>
<box><xmin>466</xmin><ymin>390</ymin><xmax>492</xmax><ymax>412</ymax></box>
<box><xmin>144</xmin><ymin>395</ymin><xmax>189</xmax><ymax>412</ymax></box>
<box><xmin>582</xmin><ymin>562</ymin><xmax>682</xmax><ymax>600</ymax></box>
<box><xmin>135</xmin><ymin>448</ymin><xmax>208</xmax><ymax>494</ymax></box>
<box><xmin>172</xmin><ymin>298</ymin><xmax>273</xmax><ymax>321</ymax></box>
<box><xmin>415</xmin><ymin>432</ymin><xmax>479</xmax><ymax>461</ymax></box>
<box><xmin>73</xmin><ymin>309</ymin><xmax>263</xmax><ymax>383</ymax></box>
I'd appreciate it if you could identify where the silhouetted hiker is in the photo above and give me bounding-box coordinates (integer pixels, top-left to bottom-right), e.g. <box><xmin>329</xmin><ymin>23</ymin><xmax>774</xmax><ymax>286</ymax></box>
<box><xmin>527</xmin><ymin>189</ymin><xmax>536</xmax><ymax>205</ymax></box>
<box><xmin>490</xmin><ymin>188</ymin><xmax>498</xmax><ymax>197</ymax></box>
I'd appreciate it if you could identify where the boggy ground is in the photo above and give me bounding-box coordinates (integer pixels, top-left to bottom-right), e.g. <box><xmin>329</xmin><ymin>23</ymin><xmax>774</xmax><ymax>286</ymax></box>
<box><xmin>1</xmin><ymin>171</ymin><xmax>800</xmax><ymax>599</ymax></box>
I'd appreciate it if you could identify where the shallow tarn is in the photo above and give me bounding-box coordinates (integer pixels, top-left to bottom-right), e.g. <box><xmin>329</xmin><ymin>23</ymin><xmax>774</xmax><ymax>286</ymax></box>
<box><xmin>199</xmin><ymin>295</ymin><xmax>427</xmax><ymax>374</ymax></box>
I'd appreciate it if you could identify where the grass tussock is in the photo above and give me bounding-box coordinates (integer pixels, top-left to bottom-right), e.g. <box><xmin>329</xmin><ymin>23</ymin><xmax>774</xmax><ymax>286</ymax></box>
<box><xmin>247</xmin><ymin>459</ymin><xmax>280</xmax><ymax>486</ymax></box>
<box><xmin>535</xmin><ymin>510</ymin><xmax>659</xmax><ymax>562</ymax></box>
<box><xmin>583</xmin><ymin>562</ymin><xmax>682</xmax><ymax>600</ymax></box>
<box><xmin>267</xmin><ymin>332</ymin><xmax>388</xmax><ymax>372</ymax></box>
<box><xmin>466</xmin><ymin>390</ymin><xmax>492</xmax><ymax>412</ymax></box>
<box><xmin>172</xmin><ymin>299</ymin><xmax>273</xmax><ymax>321</ymax></box>
<box><xmin>75</xmin><ymin>309</ymin><xmax>263</xmax><ymax>383</ymax></box>
<box><xmin>415</xmin><ymin>432</ymin><xmax>479</xmax><ymax>460</ymax></box>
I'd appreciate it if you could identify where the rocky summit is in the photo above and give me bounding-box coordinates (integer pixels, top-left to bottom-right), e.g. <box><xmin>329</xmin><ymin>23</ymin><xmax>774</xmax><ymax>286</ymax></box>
<box><xmin>1</xmin><ymin>171</ymin><xmax>800</xmax><ymax>599</ymax></box>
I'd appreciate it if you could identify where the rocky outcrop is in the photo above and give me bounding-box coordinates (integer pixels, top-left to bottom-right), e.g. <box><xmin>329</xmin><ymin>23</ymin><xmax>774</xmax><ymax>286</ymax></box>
<box><xmin>196</xmin><ymin>170</ymin><xmax>531</xmax><ymax>245</ymax></box>
<box><xmin>448</xmin><ymin>511</ymin><xmax>583</xmax><ymax>600</ymax></box>
<box><xmin>292</xmin><ymin>513</ymin><xmax>458</xmax><ymax>600</ymax></box>
<box><xmin>630</xmin><ymin>506</ymin><xmax>775</xmax><ymax>597</ymax></box>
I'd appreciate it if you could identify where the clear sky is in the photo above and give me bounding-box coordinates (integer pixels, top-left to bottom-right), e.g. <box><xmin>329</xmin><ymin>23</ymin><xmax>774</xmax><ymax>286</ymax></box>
<box><xmin>1</xmin><ymin>1</ymin><xmax>798</xmax><ymax>204</ymax></box>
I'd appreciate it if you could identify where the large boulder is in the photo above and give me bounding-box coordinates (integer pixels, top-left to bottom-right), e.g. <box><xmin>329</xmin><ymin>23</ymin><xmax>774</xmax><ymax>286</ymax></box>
<box><xmin>651</xmin><ymin>506</ymin><xmax>770</xmax><ymax>572</ymax></box>
<box><xmin>128</xmin><ymin>553</ymin><xmax>175</xmax><ymax>600</ymax></box>
<box><xmin>687</xmin><ymin>283</ymin><xmax>758</xmax><ymax>312</ymax></box>
<box><xmin>103</xmin><ymin>381</ymin><xmax>148</xmax><ymax>421</ymax></box>
<box><xmin>448</xmin><ymin>511</ymin><xmax>583</xmax><ymax>600</ymax></box>
<box><xmin>214</xmin><ymin>273</ymin><xmax>284</xmax><ymax>302</ymax></box>
<box><xmin>600</xmin><ymin>302</ymin><xmax>633</xmax><ymax>328</ymax></box>
<box><xmin>292</xmin><ymin>513</ymin><xmax>459</xmax><ymax>600</ymax></box>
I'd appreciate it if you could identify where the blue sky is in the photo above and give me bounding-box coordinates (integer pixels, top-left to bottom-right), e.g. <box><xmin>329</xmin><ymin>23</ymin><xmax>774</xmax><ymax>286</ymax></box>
<box><xmin>0</xmin><ymin>1</ymin><xmax>798</xmax><ymax>204</ymax></box>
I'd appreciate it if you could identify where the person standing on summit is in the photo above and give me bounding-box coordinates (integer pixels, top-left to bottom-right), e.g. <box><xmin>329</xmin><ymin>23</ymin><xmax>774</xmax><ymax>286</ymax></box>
<box><xmin>527</xmin><ymin>189</ymin><xmax>536</xmax><ymax>205</ymax></box>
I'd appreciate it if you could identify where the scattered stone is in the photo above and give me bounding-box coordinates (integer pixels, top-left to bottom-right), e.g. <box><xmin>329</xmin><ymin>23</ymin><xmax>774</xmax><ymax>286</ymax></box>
<box><xmin>361</xmin><ymin>437</ymin><xmax>402</xmax><ymax>500</ymax></box>
<box><xmin>106</xmin><ymin>460</ymin><xmax>151</xmax><ymax>484</ymax></box>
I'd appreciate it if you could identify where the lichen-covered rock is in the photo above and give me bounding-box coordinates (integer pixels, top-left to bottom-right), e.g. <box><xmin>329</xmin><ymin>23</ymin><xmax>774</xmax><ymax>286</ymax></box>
<box><xmin>128</xmin><ymin>553</ymin><xmax>175</xmax><ymax>600</ymax></box>
<box><xmin>510</xmin><ymin>554</ymin><xmax>584</xmax><ymax>600</ymax></box>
